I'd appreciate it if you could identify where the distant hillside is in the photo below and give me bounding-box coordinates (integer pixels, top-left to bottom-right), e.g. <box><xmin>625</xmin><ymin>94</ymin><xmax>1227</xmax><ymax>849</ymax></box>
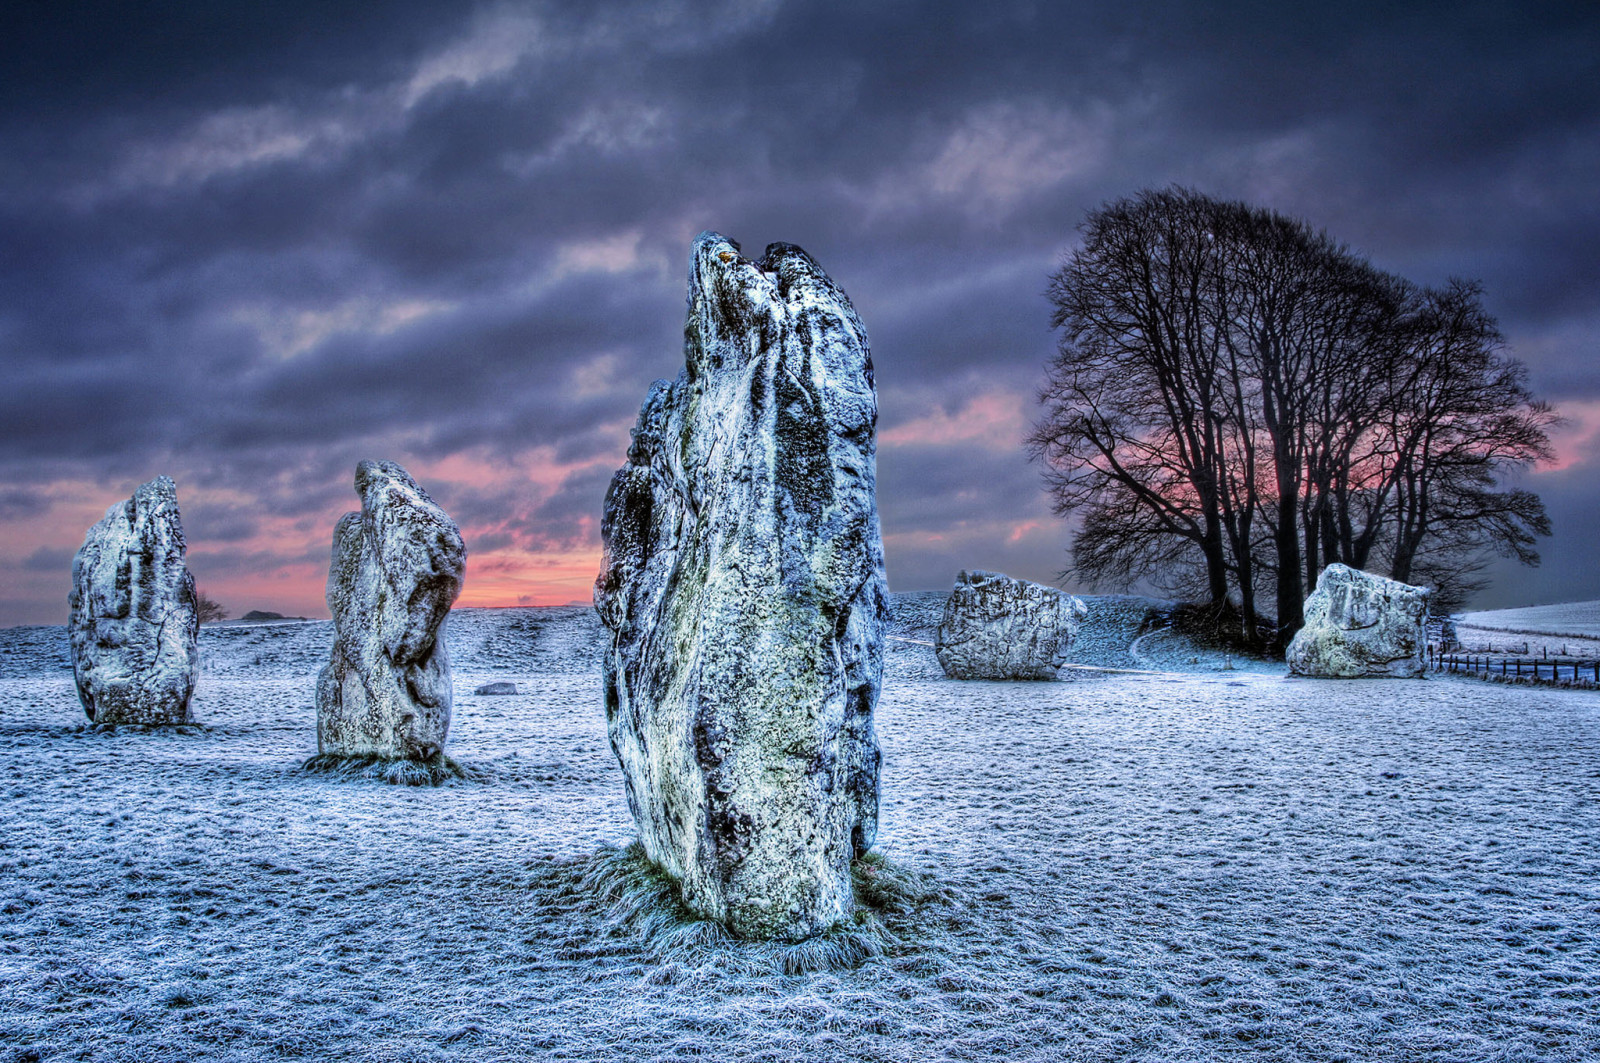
<box><xmin>1460</xmin><ymin>601</ymin><xmax>1600</xmax><ymax>640</ymax></box>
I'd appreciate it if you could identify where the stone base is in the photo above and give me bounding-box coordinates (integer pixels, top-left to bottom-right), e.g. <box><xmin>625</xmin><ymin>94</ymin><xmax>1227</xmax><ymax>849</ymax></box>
<box><xmin>583</xmin><ymin>843</ymin><xmax>939</xmax><ymax>974</ymax></box>
<box><xmin>301</xmin><ymin>752</ymin><xmax>464</xmax><ymax>787</ymax></box>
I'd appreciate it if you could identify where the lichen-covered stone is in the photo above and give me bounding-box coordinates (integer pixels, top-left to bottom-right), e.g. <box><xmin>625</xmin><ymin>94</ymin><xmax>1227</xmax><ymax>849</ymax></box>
<box><xmin>67</xmin><ymin>476</ymin><xmax>199</xmax><ymax>725</ymax></box>
<box><xmin>316</xmin><ymin>461</ymin><xmax>465</xmax><ymax>760</ymax></box>
<box><xmin>935</xmin><ymin>570</ymin><xmax>1087</xmax><ymax>680</ymax></box>
<box><xmin>595</xmin><ymin>231</ymin><xmax>887</xmax><ymax>942</ymax></box>
<box><xmin>1286</xmin><ymin>564</ymin><xmax>1430</xmax><ymax>679</ymax></box>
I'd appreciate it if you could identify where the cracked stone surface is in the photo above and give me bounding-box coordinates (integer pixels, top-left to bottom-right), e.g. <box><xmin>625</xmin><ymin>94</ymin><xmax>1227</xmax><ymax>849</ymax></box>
<box><xmin>1287</xmin><ymin>564</ymin><xmax>1430</xmax><ymax>679</ymax></box>
<box><xmin>596</xmin><ymin>231</ymin><xmax>887</xmax><ymax>942</ymax></box>
<box><xmin>935</xmin><ymin>570</ymin><xmax>1088</xmax><ymax>680</ymax></box>
<box><xmin>67</xmin><ymin>476</ymin><xmax>200</xmax><ymax>725</ymax></box>
<box><xmin>316</xmin><ymin>461</ymin><xmax>466</xmax><ymax>760</ymax></box>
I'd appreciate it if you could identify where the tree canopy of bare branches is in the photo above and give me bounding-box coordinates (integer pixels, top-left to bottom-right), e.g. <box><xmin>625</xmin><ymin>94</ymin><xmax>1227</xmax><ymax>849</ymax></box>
<box><xmin>1031</xmin><ymin>188</ymin><xmax>1555</xmax><ymax>651</ymax></box>
<box><xmin>194</xmin><ymin>589</ymin><xmax>228</xmax><ymax>625</ymax></box>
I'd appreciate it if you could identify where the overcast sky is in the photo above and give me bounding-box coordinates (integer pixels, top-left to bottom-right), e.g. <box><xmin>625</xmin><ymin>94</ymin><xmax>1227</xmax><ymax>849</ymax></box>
<box><xmin>1</xmin><ymin>0</ymin><xmax>1596</xmax><ymax>625</ymax></box>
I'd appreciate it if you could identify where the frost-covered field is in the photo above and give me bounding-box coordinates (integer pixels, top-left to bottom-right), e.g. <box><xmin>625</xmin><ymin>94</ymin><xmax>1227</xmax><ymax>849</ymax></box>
<box><xmin>1462</xmin><ymin>601</ymin><xmax>1600</xmax><ymax>638</ymax></box>
<box><xmin>2</xmin><ymin>600</ymin><xmax>1598</xmax><ymax>1062</ymax></box>
<box><xmin>1462</xmin><ymin>601</ymin><xmax>1600</xmax><ymax>642</ymax></box>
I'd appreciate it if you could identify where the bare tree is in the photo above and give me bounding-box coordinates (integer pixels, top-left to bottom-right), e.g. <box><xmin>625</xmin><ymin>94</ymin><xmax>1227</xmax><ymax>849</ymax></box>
<box><xmin>1212</xmin><ymin>206</ymin><xmax>1404</xmax><ymax>648</ymax></box>
<box><xmin>1035</xmin><ymin>188</ymin><xmax>1554</xmax><ymax>649</ymax></box>
<box><xmin>1032</xmin><ymin>189</ymin><xmax>1241</xmax><ymax>615</ymax></box>
<box><xmin>1382</xmin><ymin>281</ymin><xmax>1556</xmax><ymax>588</ymax></box>
<box><xmin>194</xmin><ymin>588</ymin><xmax>228</xmax><ymax>625</ymax></box>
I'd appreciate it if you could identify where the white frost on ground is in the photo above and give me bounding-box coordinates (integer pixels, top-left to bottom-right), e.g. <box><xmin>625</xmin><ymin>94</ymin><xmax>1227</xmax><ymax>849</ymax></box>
<box><xmin>1462</xmin><ymin>601</ymin><xmax>1600</xmax><ymax>640</ymax></box>
<box><xmin>1458</xmin><ymin>601</ymin><xmax>1600</xmax><ymax>659</ymax></box>
<box><xmin>1</xmin><ymin>601</ymin><xmax>1598</xmax><ymax>1061</ymax></box>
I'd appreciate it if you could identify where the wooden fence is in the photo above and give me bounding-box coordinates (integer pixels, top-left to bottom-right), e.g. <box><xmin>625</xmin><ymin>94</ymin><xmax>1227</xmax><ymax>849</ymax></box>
<box><xmin>1432</xmin><ymin>649</ymin><xmax>1600</xmax><ymax>685</ymax></box>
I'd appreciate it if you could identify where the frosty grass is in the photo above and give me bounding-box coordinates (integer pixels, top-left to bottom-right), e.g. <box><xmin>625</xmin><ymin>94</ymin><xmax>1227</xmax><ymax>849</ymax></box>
<box><xmin>1</xmin><ymin>597</ymin><xmax>1596</xmax><ymax>1061</ymax></box>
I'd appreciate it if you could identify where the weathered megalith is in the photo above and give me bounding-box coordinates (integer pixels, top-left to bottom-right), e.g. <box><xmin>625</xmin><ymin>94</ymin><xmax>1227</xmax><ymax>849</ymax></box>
<box><xmin>935</xmin><ymin>570</ymin><xmax>1087</xmax><ymax>680</ymax></box>
<box><xmin>1286</xmin><ymin>563</ymin><xmax>1430</xmax><ymax>678</ymax></box>
<box><xmin>595</xmin><ymin>231</ymin><xmax>888</xmax><ymax>942</ymax></box>
<box><xmin>67</xmin><ymin>476</ymin><xmax>200</xmax><ymax>725</ymax></box>
<box><xmin>315</xmin><ymin>460</ymin><xmax>466</xmax><ymax>763</ymax></box>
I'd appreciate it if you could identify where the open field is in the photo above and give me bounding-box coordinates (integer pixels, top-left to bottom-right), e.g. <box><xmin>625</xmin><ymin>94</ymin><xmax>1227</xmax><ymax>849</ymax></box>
<box><xmin>1461</xmin><ymin>601</ymin><xmax>1600</xmax><ymax>640</ymax></box>
<box><xmin>1458</xmin><ymin>601</ymin><xmax>1600</xmax><ymax>659</ymax></box>
<box><xmin>1</xmin><ymin>601</ymin><xmax>1597</xmax><ymax>1062</ymax></box>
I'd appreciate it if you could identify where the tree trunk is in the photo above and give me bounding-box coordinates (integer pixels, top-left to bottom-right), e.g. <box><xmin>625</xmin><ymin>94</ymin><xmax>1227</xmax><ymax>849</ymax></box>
<box><xmin>1201</xmin><ymin>511</ymin><xmax>1230</xmax><ymax>606</ymax></box>
<box><xmin>1274</xmin><ymin>468</ymin><xmax>1304</xmax><ymax>653</ymax></box>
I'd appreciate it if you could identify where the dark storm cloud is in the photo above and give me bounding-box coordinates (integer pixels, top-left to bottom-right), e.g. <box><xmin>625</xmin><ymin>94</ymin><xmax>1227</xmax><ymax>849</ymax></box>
<box><xmin>1</xmin><ymin>0</ymin><xmax>1597</xmax><ymax>624</ymax></box>
<box><xmin>0</xmin><ymin>488</ymin><xmax>50</xmax><ymax>520</ymax></box>
<box><xmin>22</xmin><ymin>546</ymin><xmax>73</xmax><ymax>573</ymax></box>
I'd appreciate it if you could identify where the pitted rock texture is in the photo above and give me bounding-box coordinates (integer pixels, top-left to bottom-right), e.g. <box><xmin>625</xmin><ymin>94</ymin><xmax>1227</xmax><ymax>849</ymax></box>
<box><xmin>1286</xmin><ymin>564</ymin><xmax>1430</xmax><ymax>679</ymax></box>
<box><xmin>595</xmin><ymin>231</ymin><xmax>888</xmax><ymax>943</ymax></box>
<box><xmin>317</xmin><ymin>461</ymin><xmax>466</xmax><ymax>760</ymax></box>
<box><xmin>935</xmin><ymin>570</ymin><xmax>1087</xmax><ymax>680</ymax></box>
<box><xmin>67</xmin><ymin>476</ymin><xmax>200</xmax><ymax>725</ymax></box>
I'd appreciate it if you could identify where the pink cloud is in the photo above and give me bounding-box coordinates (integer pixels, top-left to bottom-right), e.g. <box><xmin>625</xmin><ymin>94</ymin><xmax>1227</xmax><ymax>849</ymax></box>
<box><xmin>879</xmin><ymin>392</ymin><xmax>1029</xmax><ymax>451</ymax></box>
<box><xmin>0</xmin><ymin>443</ymin><xmax>625</xmax><ymax>625</ymax></box>
<box><xmin>1544</xmin><ymin>399</ymin><xmax>1600</xmax><ymax>473</ymax></box>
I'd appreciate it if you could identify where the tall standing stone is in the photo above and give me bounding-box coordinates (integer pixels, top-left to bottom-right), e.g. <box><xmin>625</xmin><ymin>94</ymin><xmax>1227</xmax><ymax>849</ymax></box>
<box><xmin>1286</xmin><ymin>563</ymin><xmax>1430</xmax><ymax>678</ymax></box>
<box><xmin>68</xmin><ymin>476</ymin><xmax>199</xmax><ymax>725</ymax></box>
<box><xmin>316</xmin><ymin>460</ymin><xmax>466</xmax><ymax>762</ymax></box>
<box><xmin>936</xmin><ymin>569</ymin><xmax>1087</xmax><ymax>680</ymax></box>
<box><xmin>596</xmin><ymin>232</ymin><xmax>888</xmax><ymax>942</ymax></box>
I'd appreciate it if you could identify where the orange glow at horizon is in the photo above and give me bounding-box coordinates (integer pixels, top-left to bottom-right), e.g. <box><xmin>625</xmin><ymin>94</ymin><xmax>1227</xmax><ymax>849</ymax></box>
<box><xmin>0</xmin><ymin>439</ymin><xmax>626</xmax><ymax>625</ymax></box>
<box><xmin>4</xmin><ymin>392</ymin><xmax>1592</xmax><ymax>627</ymax></box>
<box><xmin>454</xmin><ymin>544</ymin><xmax>603</xmax><ymax>608</ymax></box>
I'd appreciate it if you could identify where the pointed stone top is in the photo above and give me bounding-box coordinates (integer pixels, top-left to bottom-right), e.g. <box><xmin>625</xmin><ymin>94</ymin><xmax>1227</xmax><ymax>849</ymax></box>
<box><xmin>355</xmin><ymin>459</ymin><xmax>426</xmax><ymax>499</ymax></box>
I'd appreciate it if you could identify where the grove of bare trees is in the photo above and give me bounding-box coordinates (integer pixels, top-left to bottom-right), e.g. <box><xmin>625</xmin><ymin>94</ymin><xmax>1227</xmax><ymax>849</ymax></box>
<box><xmin>1030</xmin><ymin>188</ymin><xmax>1556</xmax><ymax>653</ymax></box>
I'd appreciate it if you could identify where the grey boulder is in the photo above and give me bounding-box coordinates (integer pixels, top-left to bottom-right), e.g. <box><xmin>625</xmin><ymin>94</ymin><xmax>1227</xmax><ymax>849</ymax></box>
<box><xmin>1286</xmin><ymin>564</ymin><xmax>1430</xmax><ymax>678</ymax></box>
<box><xmin>67</xmin><ymin>476</ymin><xmax>200</xmax><ymax>725</ymax></box>
<box><xmin>935</xmin><ymin>570</ymin><xmax>1087</xmax><ymax>680</ymax></box>
<box><xmin>474</xmin><ymin>681</ymin><xmax>518</xmax><ymax>696</ymax></box>
<box><xmin>316</xmin><ymin>461</ymin><xmax>466</xmax><ymax>760</ymax></box>
<box><xmin>596</xmin><ymin>231</ymin><xmax>887</xmax><ymax>942</ymax></box>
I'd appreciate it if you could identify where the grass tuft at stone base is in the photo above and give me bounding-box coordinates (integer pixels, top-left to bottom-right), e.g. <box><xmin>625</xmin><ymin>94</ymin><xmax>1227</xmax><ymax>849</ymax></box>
<box><xmin>299</xmin><ymin>751</ymin><xmax>466</xmax><ymax>786</ymax></box>
<box><xmin>80</xmin><ymin>722</ymin><xmax>206</xmax><ymax>736</ymax></box>
<box><xmin>577</xmin><ymin>843</ymin><xmax>954</xmax><ymax>975</ymax></box>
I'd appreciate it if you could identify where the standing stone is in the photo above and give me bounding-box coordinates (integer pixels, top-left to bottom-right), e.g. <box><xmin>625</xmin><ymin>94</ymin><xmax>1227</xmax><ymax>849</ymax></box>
<box><xmin>67</xmin><ymin>476</ymin><xmax>199</xmax><ymax>725</ymax></box>
<box><xmin>935</xmin><ymin>570</ymin><xmax>1087</xmax><ymax>680</ymax></box>
<box><xmin>1286</xmin><ymin>563</ymin><xmax>1430</xmax><ymax>678</ymax></box>
<box><xmin>316</xmin><ymin>461</ymin><xmax>465</xmax><ymax>762</ymax></box>
<box><xmin>1435</xmin><ymin>616</ymin><xmax>1461</xmax><ymax>652</ymax></box>
<box><xmin>596</xmin><ymin>232</ymin><xmax>888</xmax><ymax>942</ymax></box>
